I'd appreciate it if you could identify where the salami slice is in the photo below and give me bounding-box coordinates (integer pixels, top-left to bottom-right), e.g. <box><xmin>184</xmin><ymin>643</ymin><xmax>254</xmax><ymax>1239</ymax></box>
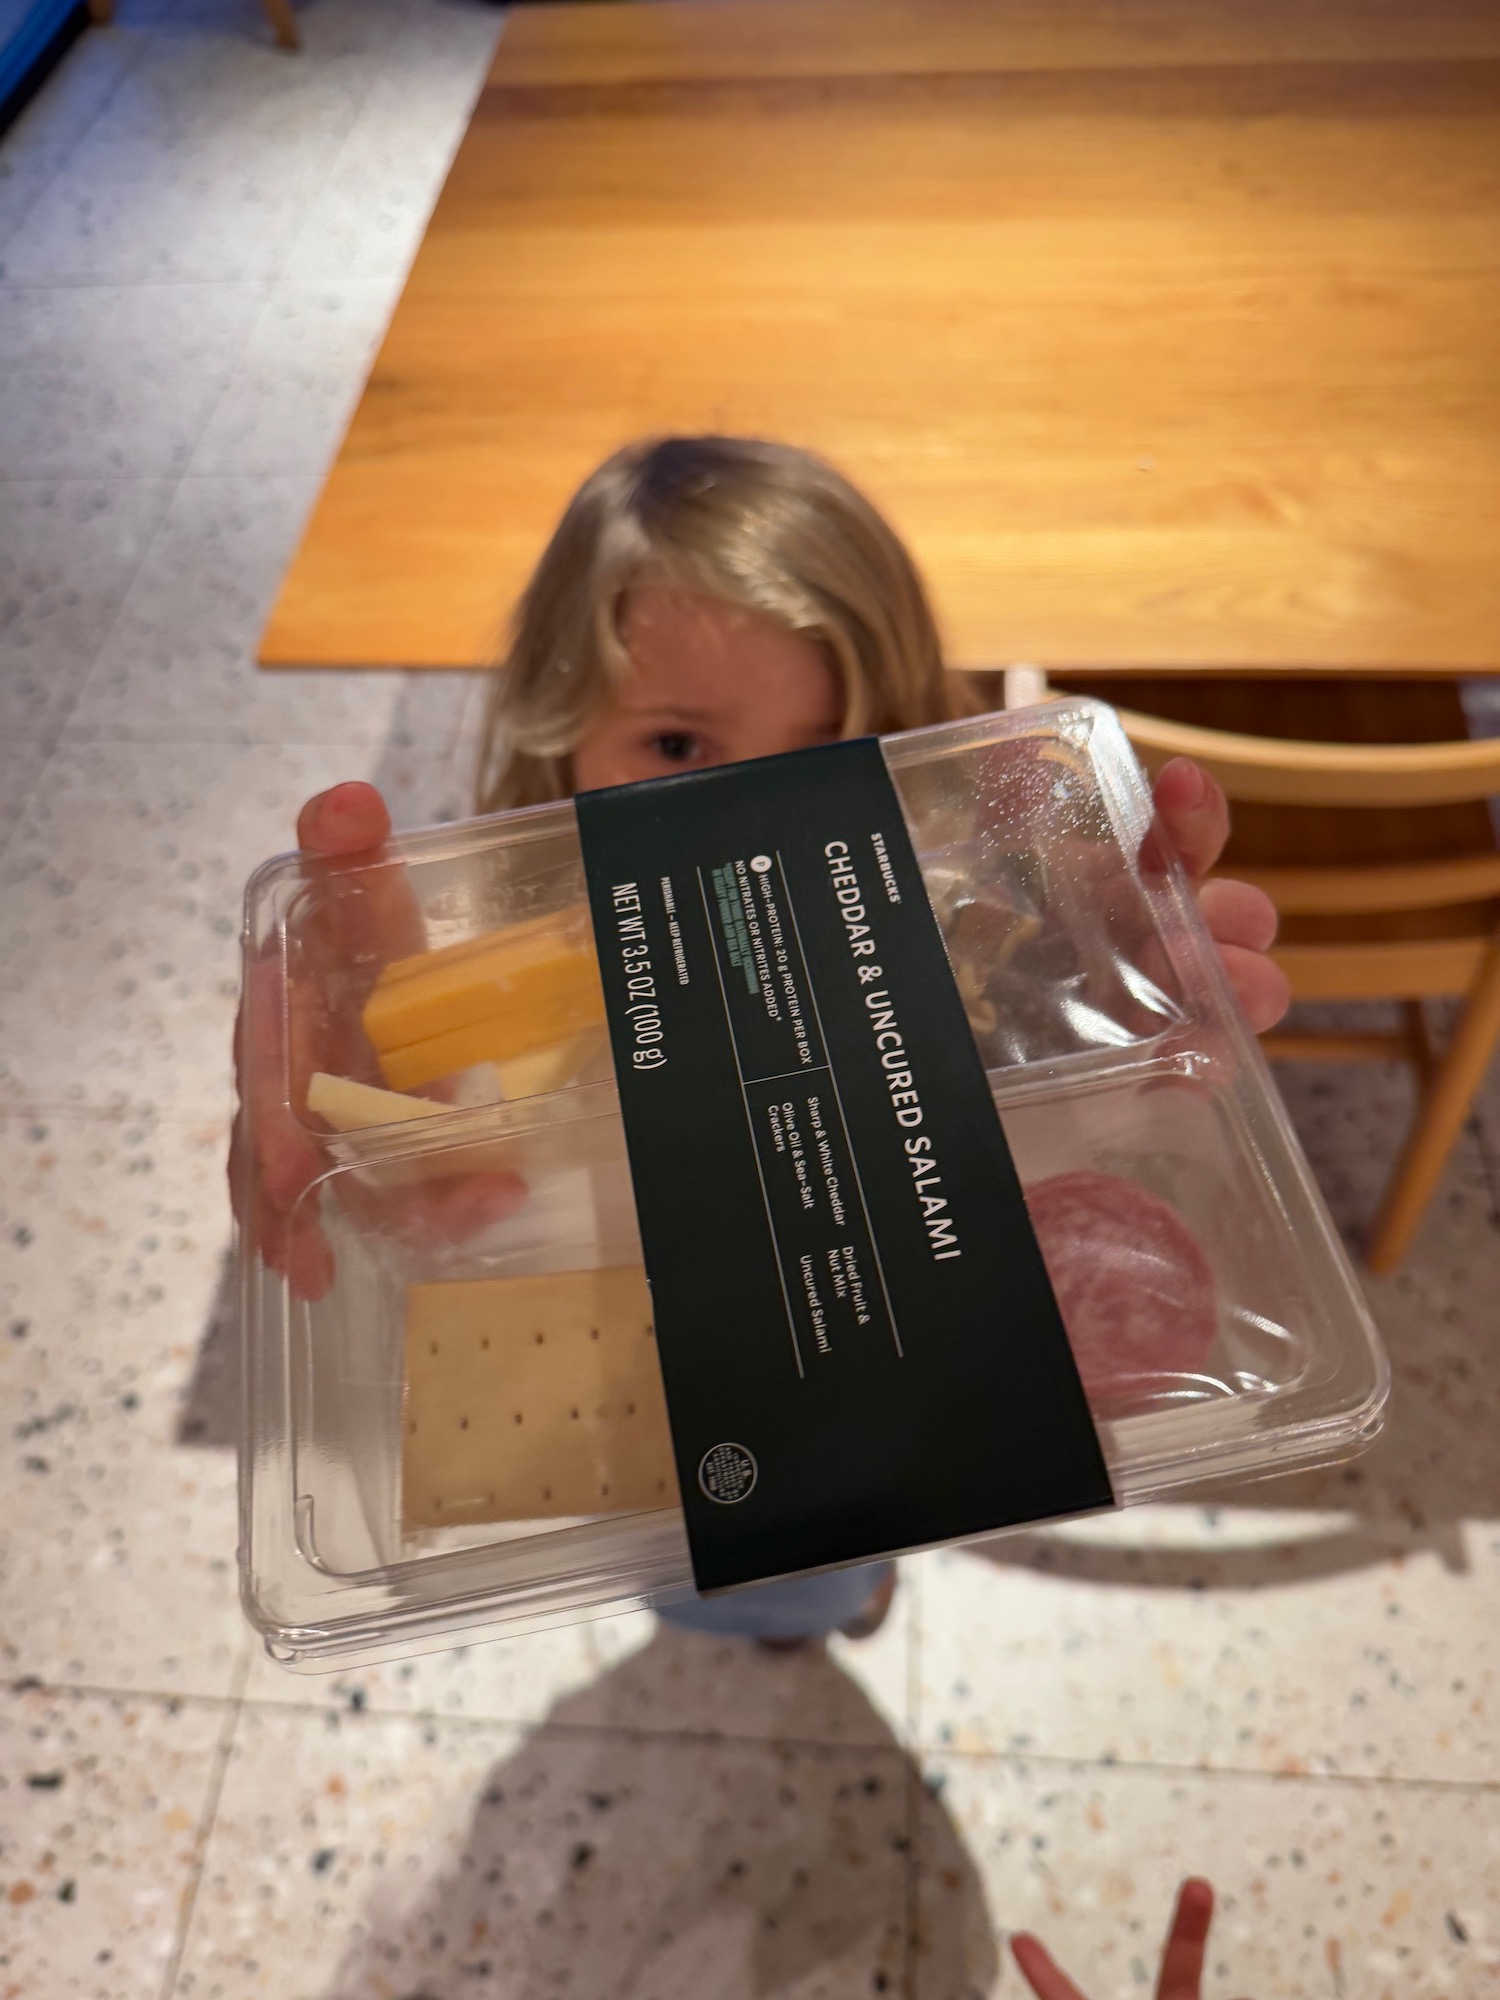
<box><xmin>1023</xmin><ymin>1169</ymin><xmax>1218</xmax><ymax>1407</ymax></box>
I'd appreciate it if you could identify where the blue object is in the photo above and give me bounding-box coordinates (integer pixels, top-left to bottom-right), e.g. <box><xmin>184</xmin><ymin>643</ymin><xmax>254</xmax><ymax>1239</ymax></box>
<box><xmin>658</xmin><ymin>1560</ymin><xmax>893</xmax><ymax>1640</ymax></box>
<box><xmin>1</xmin><ymin>0</ymin><xmax>87</xmax><ymax>137</ymax></box>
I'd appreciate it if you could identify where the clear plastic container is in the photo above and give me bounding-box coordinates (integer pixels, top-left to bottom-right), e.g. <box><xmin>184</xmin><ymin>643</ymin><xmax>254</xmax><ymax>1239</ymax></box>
<box><xmin>237</xmin><ymin>700</ymin><xmax>1388</xmax><ymax>1669</ymax></box>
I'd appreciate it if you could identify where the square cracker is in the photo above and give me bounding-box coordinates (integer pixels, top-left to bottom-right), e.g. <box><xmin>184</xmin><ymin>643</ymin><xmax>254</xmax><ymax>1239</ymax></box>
<box><xmin>403</xmin><ymin>1265</ymin><xmax>679</xmax><ymax>1529</ymax></box>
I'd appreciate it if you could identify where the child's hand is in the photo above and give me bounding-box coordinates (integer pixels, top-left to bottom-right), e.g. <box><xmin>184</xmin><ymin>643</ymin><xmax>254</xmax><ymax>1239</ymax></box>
<box><xmin>1011</xmin><ymin>1877</ymin><xmax>1222</xmax><ymax>2000</ymax></box>
<box><xmin>229</xmin><ymin>782</ymin><xmax>527</xmax><ymax>1301</ymax></box>
<box><xmin>1148</xmin><ymin>759</ymin><xmax>1290</xmax><ymax>1034</ymax></box>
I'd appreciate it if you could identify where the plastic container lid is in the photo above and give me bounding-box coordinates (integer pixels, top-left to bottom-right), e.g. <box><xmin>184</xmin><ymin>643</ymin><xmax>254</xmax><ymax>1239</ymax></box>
<box><xmin>237</xmin><ymin>700</ymin><xmax>1388</xmax><ymax>1669</ymax></box>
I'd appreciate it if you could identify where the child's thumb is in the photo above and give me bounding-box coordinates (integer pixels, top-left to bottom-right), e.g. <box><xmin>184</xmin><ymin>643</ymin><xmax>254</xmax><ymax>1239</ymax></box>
<box><xmin>296</xmin><ymin>781</ymin><xmax>392</xmax><ymax>859</ymax></box>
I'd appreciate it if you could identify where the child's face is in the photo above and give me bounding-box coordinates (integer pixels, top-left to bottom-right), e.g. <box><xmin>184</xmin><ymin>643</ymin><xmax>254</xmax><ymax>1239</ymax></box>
<box><xmin>570</xmin><ymin>585</ymin><xmax>843</xmax><ymax>791</ymax></box>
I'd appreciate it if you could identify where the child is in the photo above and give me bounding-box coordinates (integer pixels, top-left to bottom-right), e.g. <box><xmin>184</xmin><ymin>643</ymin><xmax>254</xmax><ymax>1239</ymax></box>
<box><xmin>235</xmin><ymin>436</ymin><xmax>1286</xmax><ymax>1646</ymax></box>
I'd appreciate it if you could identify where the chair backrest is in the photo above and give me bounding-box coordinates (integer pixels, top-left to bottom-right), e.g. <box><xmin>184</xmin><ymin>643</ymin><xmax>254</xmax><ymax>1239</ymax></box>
<box><xmin>1113</xmin><ymin>708</ymin><xmax>1500</xmax><ymax>917</ymax></box>
<box><xmin>1115</xmin><ymin>708</ymin><xmax>1500</xmax><ymax>808</ymax></box>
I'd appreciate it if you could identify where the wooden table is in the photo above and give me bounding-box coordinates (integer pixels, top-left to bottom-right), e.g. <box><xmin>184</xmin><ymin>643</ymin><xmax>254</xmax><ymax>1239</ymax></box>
<box><xmin>260</xmin><ymin>0</ymin><xmax>1500</xmax><ymax>675</ymax></box>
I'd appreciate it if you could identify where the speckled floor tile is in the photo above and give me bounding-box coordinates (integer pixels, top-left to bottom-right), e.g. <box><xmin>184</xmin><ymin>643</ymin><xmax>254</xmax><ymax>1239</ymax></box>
<box><xmin>1279</xmin><ymin>1067</ymin><xmax>1498</xmax><ymax>1272</ymax></box>
<box><xmin>65</xmin><ymin>473</ymin><xmax>476</xmax><ymax>746</ymax></box>
<box><xmin>1462</xmin><ymin>679</ymin><xmax>1500</xmax><ymax>737</ymax></box>
<box><xmin>0</xmin><ymin>0</ymin><xmax>396</xmax><ymax>286</ymax></box>
<box><xmin>1468</xmin><ymin>1025</ymin><xmax>1500</xmax><ymax>1173</ymax></box>
<box><xmin>1270</xmin><ymin>1051</ymin><xmax>1416</xmax><ymax>1175</ymax></box>
<box><xmin>243</xmin><ymin>1578</ymin><xmax>914</xmax><ymax>1749</ymax></box>
<box><xmin>2</xmin><ymin>12</ymin><xmax>1496</xmax><ymax>1998</ymax></box>
<box><xmin>915</xmin><ymin>1513</ymin><xmax>1500</xmax><ymax>1789</ymax></box>
<box><xmin>916</xmin><ymin>1753</ymin><xmax>1500</xmax><ymax>2000</ymax></box>
<box><xmin>174</xmin><ymin>1702</ymin><xmax>915</xmax><ymax>1999</ymax></box>
<box><xmin>0</xmin><ymin>283</ymin><xmax>267</xmax><ymax>478</ymax></box>
<box><xmin>1479</xmin><ymin>1095</ymin><xmax>1500</xmax><ymax>1209</ymax></box>
<box><xmin>0</xmin><ymin>479</ymin><xmax>175</xmax><ymax>744</ymax></box>
<box><xmin>0</xmin><ymin>24</ymin><xmax>148</xmax><ymax>252</ymax></box>
<box><xmin>1270</xmin><ymin>1006</ymin><xmax>1500</xmax><ymax>1251</ymax></box>
<box><xmin>0</xmin><ymin>735</ymin><xmax>468</xmax><ymax>1118</ymax></box>
<box><xmin>0</xmin><ymin>1113</ymin><xmax>245</xmax><ymax>1695</ymax></box>
<box><xmin>0</xmin><ymin>734</ymin><xmax>51</xmax><ymax>858</ymax></box>
<box><xmin>0</xmin><ymin>1682</ymin><xmax>229</xmax><ymax>2000</ymax></box>
<box><xmin>280</xmin><ymin>3</ymin><xmax>501</xmax><ymax>283</ymax></box>
<box><xmin>916</xmin><ymin>1134</ymin><xmax>1500</xmax><ymax>1785</ymax></box>
<box><xmin>373</xmin><ymin>721</ymin><xmax>493</xmax><ymax>821</ymax></box>
<box><xmin>189</xmin><ymin>279</ymin><xmax>398</xmax><ymax>475</ymax></box>
<box><xmin>4</xmin><ymin>127</ymin><xmax>345</xmax><ymax>288</ymax></box>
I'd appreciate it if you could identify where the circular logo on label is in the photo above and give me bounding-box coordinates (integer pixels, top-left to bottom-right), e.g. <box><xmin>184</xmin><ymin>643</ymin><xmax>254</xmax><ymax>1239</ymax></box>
<box><xmin>698</xmin><ymin>1442</ymin><xmax>758</xmax><ymax>1505</ymax></box>
<box><xmin>749</xmin><ymin>854</ymin><xmax>772</xmax><ymax>874</ymax></box>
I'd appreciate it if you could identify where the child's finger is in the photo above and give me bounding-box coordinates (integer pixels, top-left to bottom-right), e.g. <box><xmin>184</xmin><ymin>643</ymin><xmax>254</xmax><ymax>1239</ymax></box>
<box><xmin>1144</xmin><ymin>758</ymin><xmax>1232</xmax><ymax>881</ymax></box>
<box><xmin>283</xmin><ymin>1215</ymin><xmax>337</xmax><ymax>1302</ymax></box>
<box><xmin>417</xmin><ymin>1172</ymin><xmax>531</xmax><ymax>1245</ymax></box>
<box><xmin>1196</xmin><ymin>876</ymin><xmax>1279</xmax><ymax>955</ymax></box>
<box><xmin>296</xmin><ymin>781</ymin><xmax>392</xmax><ymax>857</ymax></box>
<box><xmin>338</xmin><ymin>1169</ymin><xmax>531</xmax><ymax>1251</ymax></box>
<box><xmin>295</xmin><ymin>782</ymin><xmax>427</xmax><ymax>968</ymax></box>
<box><xmin>1155</xmin><ymin>1878</ymin><xmax>1214</xmax><ymax>2000</ymax></box>
<box><xmin>1009</xmin><ymin>1933</ymin><xmax>1092</xmax><ymax>2000</ymax></box>
<box><xmin>240</xmin><ymin>951</ymin><xmax>322</xmax><ymax>1210</ymax></box>
<box><xmin>1218</xmin><ymin>941</ymin><xmax>1292</xmax><ymax>1034</ymax></box>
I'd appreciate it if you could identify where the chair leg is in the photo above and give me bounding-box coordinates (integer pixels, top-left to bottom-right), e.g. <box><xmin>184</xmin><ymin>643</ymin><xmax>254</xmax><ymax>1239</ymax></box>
<box><xmin>1366</xmin><ymin>938</ymin><xmax>1500</xmax><ymax>1274</ymax></box>
<box><xmin>262</xmin><ymin>0</ymin><xmax>300</xmax><ymax>49</ymax></box>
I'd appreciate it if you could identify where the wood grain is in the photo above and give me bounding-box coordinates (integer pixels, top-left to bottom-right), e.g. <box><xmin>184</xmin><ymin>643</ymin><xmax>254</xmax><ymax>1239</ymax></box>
<box><xmin>260</xmin><ymin>0</ymin><xmax>1500</xmax><ymax>672</ymax></box>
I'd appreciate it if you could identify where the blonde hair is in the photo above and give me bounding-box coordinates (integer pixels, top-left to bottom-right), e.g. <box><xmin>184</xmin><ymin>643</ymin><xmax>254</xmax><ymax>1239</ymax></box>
<box><xmin>475</xmin><ymin>435</ymin><xmax>977</xmax><ymax>813</ymax></box>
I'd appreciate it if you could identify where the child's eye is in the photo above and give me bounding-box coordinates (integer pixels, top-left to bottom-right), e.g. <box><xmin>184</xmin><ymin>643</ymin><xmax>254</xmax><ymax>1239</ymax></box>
<box><xmin>652</xmin><ymin>732</ymin><xmax>700</xmax><ymax>764</ymax></box>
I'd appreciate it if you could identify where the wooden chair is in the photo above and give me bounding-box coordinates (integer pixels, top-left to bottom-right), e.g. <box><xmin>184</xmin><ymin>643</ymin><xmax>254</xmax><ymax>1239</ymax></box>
<box><xmin>1056</xmin><ymin>678</ymin><xmax>1500</xmax><ymax>1273</ymax></box>
<box><xmin>88</xmin><ymin>0</ymin><xmax>299</xmax><ymax>50</ymax></box>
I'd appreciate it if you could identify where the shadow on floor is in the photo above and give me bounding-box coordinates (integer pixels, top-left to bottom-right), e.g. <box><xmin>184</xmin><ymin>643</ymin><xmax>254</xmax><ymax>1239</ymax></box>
<box><xmin>177</xmin><ymin>1249</ymin><xmax>237</xmax><ymax>1450</ymax></box>
<box><xmin>319</xmin><ymin>1630</ymin><xmax>997</xmax><ymax>2000</ymax></box>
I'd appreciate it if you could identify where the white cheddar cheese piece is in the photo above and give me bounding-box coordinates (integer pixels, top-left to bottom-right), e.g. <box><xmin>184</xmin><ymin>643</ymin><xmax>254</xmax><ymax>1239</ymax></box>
<box><xmin>306</xmin><ymin>1071</ymin><xmax>440</xmax><ymax>1131</ymax></box>
<box><xmin>493</xmin><ymin>1027</ymin><xmax>612</xmax><ymax>1102</ymax></box>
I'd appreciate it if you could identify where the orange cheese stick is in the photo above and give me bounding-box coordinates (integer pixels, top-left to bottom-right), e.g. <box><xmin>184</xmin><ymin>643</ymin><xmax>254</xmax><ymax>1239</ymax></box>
<box><xmin>372</xmin><ymin>907</ymin><xmax>586</xmax><ymax>998</ymax></box>
<box><xmin>363</xmin><ymin>907</ymin><xmax>606</xmax><ymax>1092</ymax></box>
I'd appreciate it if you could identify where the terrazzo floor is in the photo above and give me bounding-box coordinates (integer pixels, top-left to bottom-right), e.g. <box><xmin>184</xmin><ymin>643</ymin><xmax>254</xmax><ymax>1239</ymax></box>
<box><xmin>2</xmin><ymin>5</ymin><xmax>1499</xmax><ymax>1995</ymax></box>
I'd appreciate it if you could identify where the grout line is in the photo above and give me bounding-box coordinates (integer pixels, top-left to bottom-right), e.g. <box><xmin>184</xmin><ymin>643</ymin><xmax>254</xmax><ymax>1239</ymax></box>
<box><xmin>157</xmin><ymin>1639</ymin><xmax>252</xmax><ymax>2000</ymax></box>
<box><xmin>902</xmin><ymin>1564</ymin><xmax>927</xmax><ymax>2000</ymax></box>
<box><xmin>905</xmin><ymin>1557</ymin><xmax>923</xmax><ymax>1753</ymax></box>
<box><xmin>267</xmin><ymin>0</ymin><xmax>498</xmax><ymax>296</ymax></box>
<box><xmin>0</xmin><ymin>462</ymin><xmax>178</xmax><ymax>871</ymax></box>
<box><xmin>0</xmin><ymin>740</ymin><xmax>58</xmax><ymax>872</ymax></box>
<box><xmin>229</xmin><ymin>1690</ymin><xmax>914</xmax><ymax>1761</ymax></box>
<box><xmin>15</xmin><ymin>1667</ymin><xmax>1500</xmax><ymax>1799</ymax></box>
<box><xmin>907</xmin><ymin>1741</ymin><xmax>1500</xmax><ymax>1799</ymax></box>
<box><xmin>256</xmin><ymin>0</ymin><xmax>420</xmax><ymax>293</ymax></box>
<box><xmin>0</xmin><ymin>472</ymin><xmax>195</xmax><ymax>483</ymax></box>
<box><xmin>902</xmin><ymin>1759</ymin><xmax>921</xmax><ymax>2000</ymax></box>
<box><xmin>7</xmin><ymin>486</ymin><xmax>177</xmax><ymax>758</ymax></box>
<box><xmin>10</xmin><ymin>333</ymin><xmax>271</xmax><ymax>775</ymax></box>
<box><xmin>175</xmin><ymin>0</ymin><xmax>426</xmax><ymax>491</ymax></box>
<box><xmin>0</xmin><ymin>275</ymin><xmax>282</xmax><ymax>292</ymax></box>
<box><xmin>201</xmin><ymin>1686</ymin><xmax>1500</xmax><ymax>1800</ymax></box>
<box><xmin>0</xmin><ymin>1098</ymin><xmax>232</xmax><ymax>1126</ymax></box>
<box><xmin>904</xmin><ymin>1564</ymin><xmax>923</xmax><ymax>1995</ymax></box>
<box><xmin>9</xmin><ymin>1674</ymin><xmax>246</xmax><ymax>1716</ymax></box>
